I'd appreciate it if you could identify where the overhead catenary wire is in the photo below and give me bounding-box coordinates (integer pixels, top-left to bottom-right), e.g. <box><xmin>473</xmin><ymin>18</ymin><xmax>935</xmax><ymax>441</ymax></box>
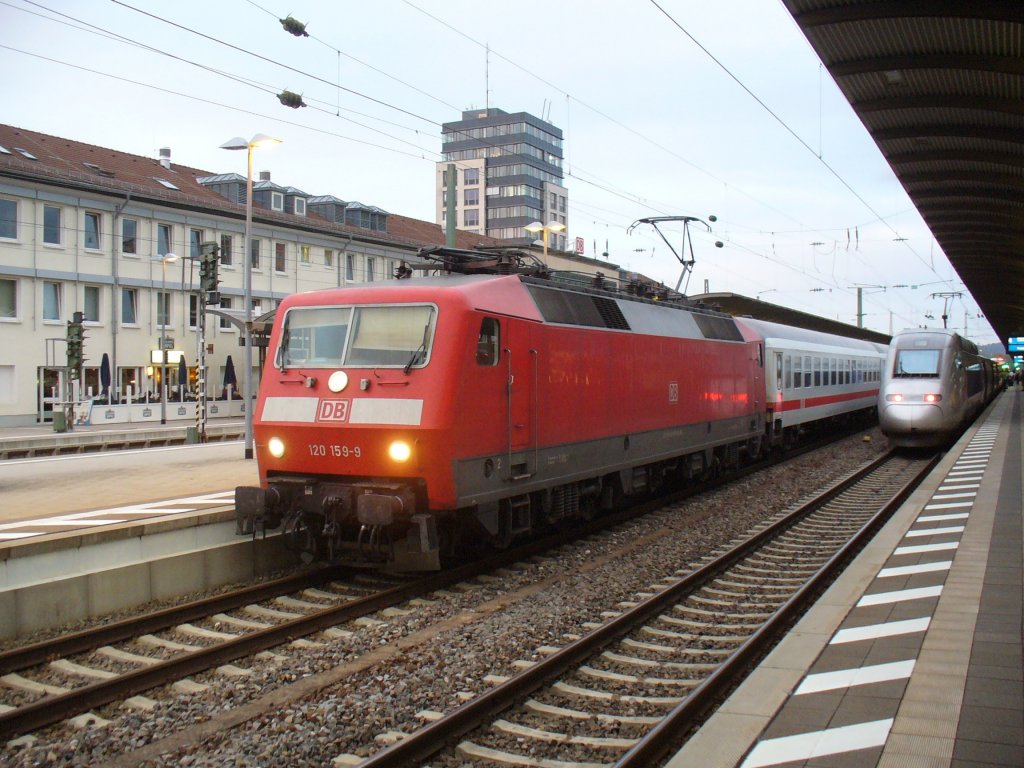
<box><xmin>1</xmin><ymin>0</ymin><xmax>981</xmax><ymax>337</ymax></box>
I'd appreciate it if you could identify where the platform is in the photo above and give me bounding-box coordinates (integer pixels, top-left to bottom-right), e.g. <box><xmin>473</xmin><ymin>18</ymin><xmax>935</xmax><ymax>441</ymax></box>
<box><xmin>0</xmin><ymin>435</ymin><xmax>290</xmax><ymax>639</ymax></box>
<box><xmin>675</xmin><ymin>390</ymin><xmax>1022</xmax><ymax>767</ymax></box>
<box><xmin>0</xmin><ymin>417</ymin><xmax>244</xmax><ymax>460</ymax></box>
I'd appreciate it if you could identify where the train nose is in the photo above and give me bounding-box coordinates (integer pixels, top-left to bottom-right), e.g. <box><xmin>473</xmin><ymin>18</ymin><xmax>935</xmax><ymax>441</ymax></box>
<box><xmin>881</xmin><ymin>403</ymin><xmax>944</xmax><ymax>434</ymax></box>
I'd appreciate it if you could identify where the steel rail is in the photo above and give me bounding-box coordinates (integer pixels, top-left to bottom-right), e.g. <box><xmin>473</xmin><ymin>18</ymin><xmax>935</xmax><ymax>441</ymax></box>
<box><xmin>0</xmin><ymin>564</ymin><xmax>354</xmax><ymax>675</ymax></box>
<box><xmin>0</xmin><ymin>490</ymin><xmax>713</xmax><ymax>742</ymax></box>
<box><xmin>358</xmin><ymin>450</ymin><xmax>935</xmax><ymax>768</ymax></box>
<box><xmin>0</xmin><ymin>427</ymin><xmax>876</xmax><ymax>742</ymax></box>
<box><xmin>613</xmin><ymin>451</ymin><xmax>939</xmax><ymax>767</ymax></box>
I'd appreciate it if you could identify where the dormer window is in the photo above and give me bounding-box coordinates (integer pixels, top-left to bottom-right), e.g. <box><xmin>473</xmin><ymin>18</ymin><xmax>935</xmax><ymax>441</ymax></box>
<box><xmin>294</xmin><ymin>198</ymin><xmax>306</xmax><ymax>216</ymax></box>
<box><xmin>14</xmin><ymin>147</ymin><xmax>37</xmax><ymax>160</ymax></box>
<box><xmin>84</xmin><ymin>162</ymin><xmax>115</xmax><ymax>178</ymax></box>
<box><xmin>271</xmin><ymin>191</ymin><xmax>284</xmax><ymax>211</ymax></box>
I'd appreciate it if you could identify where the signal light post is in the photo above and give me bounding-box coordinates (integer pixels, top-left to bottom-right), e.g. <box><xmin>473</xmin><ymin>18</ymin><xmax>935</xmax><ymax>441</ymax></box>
<box><xmin>196</xmin><ymin>241</ymin><xmax>221</xmax><ymax>443</ymax></box>
<box><xmin>155</xmin><ymin>253</ymin><xmax>179</xmax><ymax>425</ymax></box>
<box><xmin>64</xmin><ymin>311</ymin><xmax>85</xmax><ymax>431</ymax></box>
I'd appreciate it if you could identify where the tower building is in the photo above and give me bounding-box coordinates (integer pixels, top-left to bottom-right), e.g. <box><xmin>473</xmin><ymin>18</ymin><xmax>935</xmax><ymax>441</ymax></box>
<box><xmin>435</xmin><ymin>108</ymin><xmax>568</xmax><ymax>252</ymax></box>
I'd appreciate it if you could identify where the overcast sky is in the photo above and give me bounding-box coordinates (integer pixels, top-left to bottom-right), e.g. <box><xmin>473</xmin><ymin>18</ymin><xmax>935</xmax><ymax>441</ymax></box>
<box><xmin>1</xmin><ymin>0</ymin><xmax>998</xmax><ymax>343</ymax></box>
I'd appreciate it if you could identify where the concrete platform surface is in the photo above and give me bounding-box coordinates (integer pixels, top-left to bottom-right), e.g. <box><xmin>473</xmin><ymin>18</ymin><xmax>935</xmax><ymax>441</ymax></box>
<box><xmin>673</xmin><ymin>391</ymin><xmax>1023</xmax><ymax>768</ymax></box>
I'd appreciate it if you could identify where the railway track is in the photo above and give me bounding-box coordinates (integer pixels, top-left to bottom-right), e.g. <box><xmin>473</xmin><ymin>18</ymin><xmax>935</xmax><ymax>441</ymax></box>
<box><xmin>357</xmin><ymin>449</ymin><xmax>938</xmax><ymax>768</ymax></box>
<box><xmin>0</xmin><ymin>487</ymin><xmax>717</xmax><ymax>743</ymax></box>
<box><xmin>0</xmin><ymin>431</ymin><xmax>888</xmax><ymax>750</ymax></box>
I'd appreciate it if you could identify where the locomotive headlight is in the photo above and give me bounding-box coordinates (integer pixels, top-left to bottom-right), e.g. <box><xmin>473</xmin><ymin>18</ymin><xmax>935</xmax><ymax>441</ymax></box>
<box><xmin>886</xmin><ymin>394</ymin><xmax>904</xmax><ymax>402</ymax></box>
<box><xmin>268</xmin><ymin>436</ymin><xmax>286</xmax><ymax>458</ymax></box>
<box><xmin>388</xmin><ymin>440</ymin><xmax>412</xmax><ymax>463</ymax></box>
<box><xmin>328</xmin><ymin>370</ymin><xmax>349</xmax><ymax>393</ymax></box>
<box><xmin>924</xmin><ymin>393</ymin><xmax>942</xmax><ymax>403</ymax></box>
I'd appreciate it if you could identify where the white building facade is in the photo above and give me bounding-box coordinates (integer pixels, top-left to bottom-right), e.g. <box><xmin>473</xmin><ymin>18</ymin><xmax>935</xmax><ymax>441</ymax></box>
<box><xmin>0</xmin><ymin>125</ymin><xmax>487</xmax><ymax>427</ymax></box>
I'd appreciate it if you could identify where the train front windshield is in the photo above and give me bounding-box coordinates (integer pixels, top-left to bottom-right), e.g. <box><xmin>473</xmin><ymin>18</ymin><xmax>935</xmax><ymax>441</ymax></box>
<box><xmin>278</xmin><ymin>305</ymin><xmax>436</xmax><ymax>368</ymax></box>
<box><xmin>894</xmin><ymin>349</ymin><xmax>941</xmax><ymax>377</ymax></box>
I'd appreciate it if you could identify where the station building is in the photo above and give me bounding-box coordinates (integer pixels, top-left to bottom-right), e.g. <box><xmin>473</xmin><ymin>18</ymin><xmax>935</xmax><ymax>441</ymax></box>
<box><xmin>0</xmin><ymin>123</ymin><xmax>614</xmax><ymax>428</ymax></box>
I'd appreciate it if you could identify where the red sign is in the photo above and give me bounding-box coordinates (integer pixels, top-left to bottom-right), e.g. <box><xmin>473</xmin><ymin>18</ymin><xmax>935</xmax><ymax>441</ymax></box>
<box><xmin>575</xmin><ymin>236</ymin><xmax>584</xmax><ymax>255</ymax></box>
<box><xmin>317</xmin><ymin>399</ymin><xmax>350</xmax><ymax>422</ymax></box>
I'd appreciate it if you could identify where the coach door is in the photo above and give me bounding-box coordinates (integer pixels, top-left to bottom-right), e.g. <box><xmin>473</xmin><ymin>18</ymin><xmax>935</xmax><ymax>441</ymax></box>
<box><xmin>504</xmin><ymin>320</ymin><xmax>537</xmax><ymax>478</ymax></box>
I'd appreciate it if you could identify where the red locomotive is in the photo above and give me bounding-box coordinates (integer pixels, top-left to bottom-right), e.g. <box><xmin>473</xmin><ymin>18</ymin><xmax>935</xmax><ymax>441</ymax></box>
<box><xmin>236</xmin><ymin>248</ymin><xmax>885</xmax><ymax>570</ymax></box>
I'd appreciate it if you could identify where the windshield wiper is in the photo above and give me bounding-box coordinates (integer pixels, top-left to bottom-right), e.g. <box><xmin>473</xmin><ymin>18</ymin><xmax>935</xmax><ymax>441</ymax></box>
<box><xmin>403</xmin><ymin>323</ymin><xmax>431</xmax><ymax>374</ymax></box>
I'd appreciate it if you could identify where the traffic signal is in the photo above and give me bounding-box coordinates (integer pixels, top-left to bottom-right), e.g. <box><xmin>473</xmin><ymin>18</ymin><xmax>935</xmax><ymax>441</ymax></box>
<box><xmin>199</xmin><ymin>241</ymin><xmax>220</xmax><ymax>303</ymax></box>
<box><xmin>66</xmin><ymin>311</ymin><xmax>85</xmax><ymax>375</ymax></box>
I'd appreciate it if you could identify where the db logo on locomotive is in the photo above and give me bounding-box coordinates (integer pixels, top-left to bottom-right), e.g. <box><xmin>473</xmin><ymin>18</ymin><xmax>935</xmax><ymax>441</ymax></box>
<box><xmin>317</xmin><ymin>399</ymin><xmax>350</xmax><ymax>422</ymax></box>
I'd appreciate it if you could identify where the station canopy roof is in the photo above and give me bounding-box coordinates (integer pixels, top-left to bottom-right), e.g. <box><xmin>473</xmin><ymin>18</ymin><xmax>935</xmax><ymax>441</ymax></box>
<box><xmin>783</xmin><ymin>1</ymin><xmax>1024</xmax><ymax>345</ymax></box>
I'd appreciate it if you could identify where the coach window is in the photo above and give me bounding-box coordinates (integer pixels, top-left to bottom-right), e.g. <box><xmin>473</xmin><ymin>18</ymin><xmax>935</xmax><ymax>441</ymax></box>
<box><xmin>477</xmin><ymin>317</ymin><xmax>499</xmax><ymax>366</ymax></box>
<box><xmin>803</xmin><ymin>355</ymin><xmax>812</xmax><ymax>388</ymax></box>
<box><xmin>784</xmin><ymin>354</ymin><xmax>792</xmax><ymax>389</ymax></box>
<box><xmin>813</xmin><ymin>356</ymin><xmax>821</xmax><ymax>387</ymax></box>
<box><xmin>793</xmin><ymin>355</ymin><xmax>802</xmax><ymax>389</ymax></box>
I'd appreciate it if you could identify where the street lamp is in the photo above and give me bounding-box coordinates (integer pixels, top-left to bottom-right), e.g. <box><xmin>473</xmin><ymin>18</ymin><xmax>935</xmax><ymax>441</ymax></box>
<box><xmin>153</xmin><ymin>252</ymin><xmax>178</xmax><ymax>425</ymax></box>
<box><xmin>756</xmin><ymin>289</ymin><xmax>777</xmax><ymax>300</ymax></box>
<box><xmin>525</xmin><ymin>220</ymin><xmax>566</xmax><ymax>259</ymax></box>
<box><xmin>220</xmin><ymin>133</ymin><xmax>281</xmax><ymax>460</ymax></box>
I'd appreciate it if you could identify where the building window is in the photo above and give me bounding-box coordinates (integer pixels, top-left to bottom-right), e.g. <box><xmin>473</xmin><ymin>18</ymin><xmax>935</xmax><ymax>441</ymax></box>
<box><xmin>157</xmin><ymin>291</ymin><xmax>171</xmax><ymax>328</ymax></box>
<box><xmin>83</xmin><ymin>285</ymin><xmax>100</xmax><ymax>323</ymax></box>
<box><xmin>550</xmin><ymin>191</ymin><xmax>558</xmax><ymax>209</ymax></box>
<box><xmin>464</xmin><ymin>209</ymin><xmax>479</xmax><ymax>227</ymax></box>
<box><xmin>121</xmin><ymin>287</ymin><xmax>138</xmax><ymax>325</ymax></box>
<box><xmin>346</xmin><ymin>253</ymin><xmax>355</xmax><ymax>281</ymax></box>
<box><xmin>559</xmin><ymin>195</ymin><xmax>566</xmax><ymax>213</ymax></box>
<box><xmin>324</xmin><ymin>248</ymin><xmax>334</xmax><ymax>268</ymax></box>
<box><xmin>464</xmin><ymin>188</ymin><xmax>479</xmax><ymax>206</ymax></box>
<box><xmin>189</xmin><ymin>294</ymin><xmax>198</xmax><ymax>329</ymax></box>
<box><xmin>157</xmin><ymin>223</ymin><xmax>172</xmax><ymax>256</ymax></box>
<box><xmin>190</xmin><ymin>228</ymin><xmax>203</xmax><ymax>258</ymax></box>
<box><xmin>250</xmin><ymin>238</ymin><xmax>261</xmax><ymax>270</ymax></box>
<box><xmin>219</xmin><ymin>297</ymin><xmax>233</xmax><ymax>329</ymax></box>
<box><xmin>275</xmin><ymin>242</ymin><xmax>287</xmax><ymax>272</ymax></box>
<box><xmin>366</xmin><ymin>257</ymin><xmax>375</xmax><ymax>282</ymax></box>
<box><xmin>300</xmin><ymin>245</ymin><xmax>311</xmax><ymax>264</ymax></box>
<box><xmin>0</xmin><ymin>198</ymin><xmax>16</xmax><ymax>239</ymax></box>
<box><xmin>220</xmin><ymin>234</ymin><xmax>233</xmax><ymax>267</ymax></box>
<box><xmin>122</xmin><ymin>218</ymin><xmax>137</xmax><ymax>254</ymax></box>
<box><xmin>0</xmin><ymin>278</ymin><xmax>16</xmax><ymax>319</ymax></box>
<box><xmin>43</xmin><ymin>281</ymin><xmax>61</xmax><ymax>321</ymax></box>
<box><xmin>271</xmin><ymin>192</ymin><xmax>284</xmax><ymax>211</ymax></box>
<box><xmin>43</xmin><ymin>205</ymin><xmax>61</xmax><ymax>245</ymax></box>
<box><xmin>294</xmin><ymin>198</ymin><xmax>306</xmax><ymax>216</ymax></box>
<box><xmin>84</xmin><ymin>212</ymin><xmax>101</xmax><ymax>250</ymax></box>
<box><xmin>464</xmin><ymin>168</ymin><xmax>479</xmax><ymax>185</ymax></box>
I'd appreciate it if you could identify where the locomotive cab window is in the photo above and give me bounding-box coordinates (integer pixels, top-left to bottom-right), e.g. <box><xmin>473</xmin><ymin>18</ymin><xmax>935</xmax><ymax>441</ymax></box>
<box><xmin>894</xmin><ymin>349</ymin><xmax>940</xmax><ymax>377</ymax></box>
<box><xmin>278</xmin><ymin>306</ymin><xmax>351</xmax><ymax>367</ymax></box>
<box><xmin>476</xmin><ymin>316</ymin><xmax>500</xmax><ymax>366</ymax></box>
<box><xmin>278</xmin><ymin>304</ymin><xmax>436</xmax><ymax>368</ymax></box>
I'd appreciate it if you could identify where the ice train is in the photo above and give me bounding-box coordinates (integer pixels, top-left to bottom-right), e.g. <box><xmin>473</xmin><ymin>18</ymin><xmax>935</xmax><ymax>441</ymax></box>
<box><xmin>878</xmin><ymin>328</ymin><xmax>998</xmax><ymax>448</ymax></box>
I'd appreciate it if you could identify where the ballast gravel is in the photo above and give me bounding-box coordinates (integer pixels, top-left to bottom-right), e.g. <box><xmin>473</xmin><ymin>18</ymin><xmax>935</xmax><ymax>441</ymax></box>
<box><xmin>1</xmin><ymin>432</ymin><xmax>886</xmax><ymax>767</ymax></box>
